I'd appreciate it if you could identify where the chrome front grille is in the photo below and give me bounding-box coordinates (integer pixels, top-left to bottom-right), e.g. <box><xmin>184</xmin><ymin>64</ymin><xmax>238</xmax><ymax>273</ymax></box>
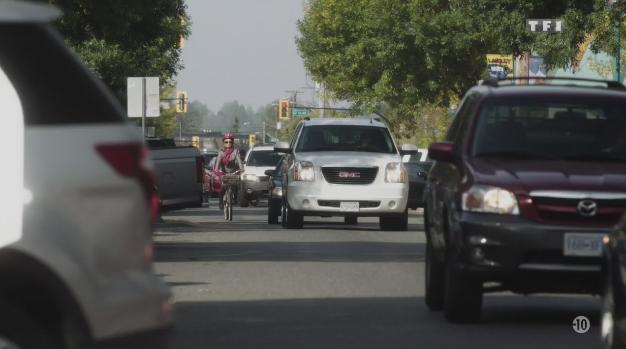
<box><xmin>321</xmin><ymin>167</ymin><xmax>378</xmax><ymax>185</ymax></box>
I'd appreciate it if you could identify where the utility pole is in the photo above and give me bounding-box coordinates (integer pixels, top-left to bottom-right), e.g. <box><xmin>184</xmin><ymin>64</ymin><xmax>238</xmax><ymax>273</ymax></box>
<box><xmin>262</xmin><ymin>121</ymin><xmax>266</xmax><ymax>144</ymax></box>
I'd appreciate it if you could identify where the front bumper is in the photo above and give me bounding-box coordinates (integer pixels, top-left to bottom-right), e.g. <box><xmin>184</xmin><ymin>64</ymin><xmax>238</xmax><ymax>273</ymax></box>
<box><xmin>452</xmin><ymin>212</ymin><xmax>608</xmax><ymax>294</ymax></box>
<box><xmin>242</xmin><ymin>179</ymin><xmax>269</xmax><ymax>198</ymax></box>
<box><xmin>286</xmin><ymin>180</ymin><xmax>408</xmax><ymax>216</ymax></box>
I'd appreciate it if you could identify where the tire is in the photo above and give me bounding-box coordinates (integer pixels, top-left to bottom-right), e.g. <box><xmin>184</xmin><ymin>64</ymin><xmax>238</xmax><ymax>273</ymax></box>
<box><xmin>281</xmin><ymin>201</ymin><xmax>287</xmax><ymax>227</ymax></box>
<box><xmin>0</xmin><ymin>299</ymin><xmax>55</xmax><ymax>349</ymax></box>
<box><xmin>425</xmin><ymin>239</ymin><xmax>445</xmax><ymax>311</ymax></box>
<box><xmin>602</xmin><ymin>268</ymin><xmax>626</xmax><ymax>349</ymax></box>
<box><xmin>443</xmin><ymin>256</ymin><xmax>483</xmax><ymax>323</ymax></box>
<box><xmin>268</xmin><ymin>201</ymin><xmax>279</xmax><ymax>224</ymax></box>
<box><xmin>285</xmin><ymin>202</ymin><xmax>303</xmax><ymax>229</ymax></box>
<box><xmin>379</xmin><ymin>209</ymin><xmax>408</xmax><ymax>231</ymax></box>
<box><xmin>224</xmin><ymin>188</ymin><xmax>233</xmax><ymax>221</ymax></box>
<box><xmin>344</xmin><ymin>216</ymin><xmax>358</xmax><ymax>225</ymax></box>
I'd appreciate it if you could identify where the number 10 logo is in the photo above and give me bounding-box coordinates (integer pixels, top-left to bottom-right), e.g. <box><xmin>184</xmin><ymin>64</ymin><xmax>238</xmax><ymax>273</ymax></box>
<box><xmin>573</xmin><ymin>316</ymin><xmax>590</xmax><ymax>334</ymax></box>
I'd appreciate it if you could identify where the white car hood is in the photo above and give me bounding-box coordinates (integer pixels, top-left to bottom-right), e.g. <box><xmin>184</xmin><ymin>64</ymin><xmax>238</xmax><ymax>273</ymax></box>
<box><xmin>294</xmin><ymin>151</ymin><xmax>401</xmax><ymax>168</ymax></box>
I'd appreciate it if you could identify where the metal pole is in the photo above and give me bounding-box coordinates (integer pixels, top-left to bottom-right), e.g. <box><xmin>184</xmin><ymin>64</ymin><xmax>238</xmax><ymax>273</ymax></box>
<box><xmin>141</xmin><ymin>77</ymin><xmax>146</xmax><ymax>139</ymax></box>
<box><xmin>179</xmin><ymin>115</ymin><xmax>182</xmax><ymax>139</ymax></box>
<box><xmin>262</xmin><ymin>121</ymin><xmax>266</xmax><ymax>144</ymax></box>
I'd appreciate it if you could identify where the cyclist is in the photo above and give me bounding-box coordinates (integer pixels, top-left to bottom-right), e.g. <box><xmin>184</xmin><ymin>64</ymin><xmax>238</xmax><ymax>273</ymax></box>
<box><xmin>214</xmin><ymin>132</ymin><xmax>244</xmax><ymax>209</ymax></box>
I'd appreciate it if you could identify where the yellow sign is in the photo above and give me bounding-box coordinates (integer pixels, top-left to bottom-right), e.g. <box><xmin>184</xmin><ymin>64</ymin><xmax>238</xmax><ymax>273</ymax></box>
<box><xmin>191</xmin><ymin>136</ymin><xmax>200</xmax><ymax>148</ymax></box>
<box><xmin>486</xmin><ymin>54</ymin><xmax>514</xmax><ymax>79</ymax></box>
<box><xmin>486</xmin><ymin>54</ymin><xmax>514</xmax><ymax>70</ymax></box>
<box><xmin>176</xmin><ymin>91</ymin><xmax>188</xmax><ymax>113</ymax></box>
<box><xmin>249</xmin><ymin>134</ymin><xmax>257</xmax><ymax>145</ymax></box>
<box><xmin>278</xmin><ymin>99</ymin><xmax>290</xmax><ymax>120</ymax></box>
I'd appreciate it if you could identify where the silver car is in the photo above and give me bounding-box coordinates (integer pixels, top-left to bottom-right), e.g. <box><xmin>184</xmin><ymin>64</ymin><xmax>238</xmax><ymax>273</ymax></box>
<box><xmin>275</xmin><ymin>118</ymin><xmax>418</xmax><ymax>230</ymax></box>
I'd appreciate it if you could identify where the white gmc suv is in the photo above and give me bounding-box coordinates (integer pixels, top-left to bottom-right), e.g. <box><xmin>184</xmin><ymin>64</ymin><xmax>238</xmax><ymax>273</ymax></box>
<box><xmin>0</xmin><ymin>3</ymin><xmax>171</xmax><ymax>349</ymax></box>
<box><xmin>275</xmin><ymin>118</ymin><xmax>418</xmax><ymax>230</ymax></box>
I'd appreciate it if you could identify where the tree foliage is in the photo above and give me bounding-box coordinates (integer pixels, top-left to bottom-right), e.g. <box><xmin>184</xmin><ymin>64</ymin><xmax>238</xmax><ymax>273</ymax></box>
<box><xmin>297</xmin><ymin>0</ymin><xmax>624</xmax><ymax>142</ymax></box>
<box><xmin>42</xmin><ymin>0</ymin><xmax>190</xmax><ymax>103</ymax></box>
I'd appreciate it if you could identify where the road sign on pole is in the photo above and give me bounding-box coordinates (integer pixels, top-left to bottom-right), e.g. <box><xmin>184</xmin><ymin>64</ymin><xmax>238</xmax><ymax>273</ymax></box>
<box><xmin>127</xmin><ymin>77</ymin><xmax>160</xmax><ymax>139</ymax></box>
<box><xmin>292</xmin><ymin>108</ymin><xmax>310</xmax><ymax>117</ymax></box>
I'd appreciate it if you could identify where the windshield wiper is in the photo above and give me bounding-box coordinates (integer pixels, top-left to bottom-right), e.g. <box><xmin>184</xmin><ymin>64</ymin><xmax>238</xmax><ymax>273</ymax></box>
<box><xmin>474</xmin><ymin>151</ymin><xmax>550</xmax><ymax>159</ymax></box>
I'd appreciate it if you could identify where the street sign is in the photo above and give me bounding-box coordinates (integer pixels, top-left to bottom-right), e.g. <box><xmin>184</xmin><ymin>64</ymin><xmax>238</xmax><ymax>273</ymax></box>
<box><xmin>292</xmin><ymin>108</ymin><xmax>310</xmax><ymax>117</ymax></box>
<box><xmin>527</xmin><ymin>19</ymin><xmax>563</xmax><ymax>33</ymax></box>
<box><xmin>486</xmin><ymin>54</ymin><xmax>514</xmax><ymax>80</ymax></box>
<box><xmin>127</xmin><ymin>77</ymin><xmax>160</xmax><ymax>117</ymax></box>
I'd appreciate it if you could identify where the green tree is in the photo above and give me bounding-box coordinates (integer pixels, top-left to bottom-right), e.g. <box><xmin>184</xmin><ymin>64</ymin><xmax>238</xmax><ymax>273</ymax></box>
<box><xmin>181</xmin><ymin>100</ymin><xmax>215</xmax><ymax>133</ymax></box>
<box><xmin>41</xmin><ymin>0</ymin><xmax>190</xmax><ymax>103</ymax></box>
<box><xmin>297</xmin><ymin>0</ymin><xmax>619</xmax><ymax>143</ymax></box>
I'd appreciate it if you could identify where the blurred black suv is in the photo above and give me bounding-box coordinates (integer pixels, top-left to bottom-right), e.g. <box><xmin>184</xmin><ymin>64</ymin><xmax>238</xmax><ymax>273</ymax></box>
<box><xmin>424</xmin><ymin>78</ymin><xmax>626</xmax><ymax>323</ymax></box>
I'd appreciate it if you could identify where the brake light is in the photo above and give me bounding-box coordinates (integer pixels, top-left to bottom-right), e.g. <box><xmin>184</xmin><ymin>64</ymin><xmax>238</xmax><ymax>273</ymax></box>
<box><xmin>95</xmin><ymin>143</ymin><xmax>160</xmax><ymax>225</ymax></box>
<box><xmin>196</xmin><ymin>156</ymin><xmax>205</xmax><ymax>183</ymax></box>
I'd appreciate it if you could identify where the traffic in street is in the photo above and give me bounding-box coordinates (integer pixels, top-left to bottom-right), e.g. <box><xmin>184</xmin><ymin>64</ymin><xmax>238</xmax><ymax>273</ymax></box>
<box><xmin>156</xmin><ymin>203</ymin><xmax>601</xmax><ymax>349</ymax></box>
<box><xmin>3</xmin><ymin>1</ymin><xmax>626</xmax><ymax>349</ymax></box>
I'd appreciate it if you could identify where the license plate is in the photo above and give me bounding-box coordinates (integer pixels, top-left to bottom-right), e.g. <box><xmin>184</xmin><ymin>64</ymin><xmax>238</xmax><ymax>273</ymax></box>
<box><xmin>563</xmin><ymin>233</ymin><xmax>603</xmax><ymax>257</ymax></box>
<box><xmin>340</xmin><ymin>202</ymin><xmax>359</xmax><ymax>212</ymax></box>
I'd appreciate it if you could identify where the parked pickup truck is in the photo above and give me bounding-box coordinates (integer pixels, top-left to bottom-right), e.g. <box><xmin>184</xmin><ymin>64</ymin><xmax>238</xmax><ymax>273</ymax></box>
<box><xmin>147</xmin><ymin>138</ymin><xmax>204</xmax><ymax>209</ymax></box>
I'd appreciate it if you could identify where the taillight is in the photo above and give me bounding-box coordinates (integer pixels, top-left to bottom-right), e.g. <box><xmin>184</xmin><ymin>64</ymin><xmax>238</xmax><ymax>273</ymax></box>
<box><xmin>195</xmin><ymin>156</ymin><xmax>205</xmax><ymax>183</ymax></box>
<box><xmin>95</xmin><ymin>143</ymin><xmax>160</xmax><ymax>225</ymax></box>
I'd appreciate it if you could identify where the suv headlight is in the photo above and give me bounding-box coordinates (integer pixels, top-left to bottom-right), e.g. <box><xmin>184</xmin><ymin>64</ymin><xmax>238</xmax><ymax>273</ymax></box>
<box><xmin>243</xmin><ymin>174</ymin><xmax>259</xmax><ymax>182</ymax></box>
<box><xmin>462</xmin><ymin>185</ymin><xmax>519</xmax><ymax>215</ymax></box>
<box><xmin>385</xmin><ymin>162</ymin><xmax>407</xmax><ymax>183</ymax></box>
<box><xmin>294</xmin><ymin>161</ymin><xmax>315</xmax><ymax>181</ymax></box>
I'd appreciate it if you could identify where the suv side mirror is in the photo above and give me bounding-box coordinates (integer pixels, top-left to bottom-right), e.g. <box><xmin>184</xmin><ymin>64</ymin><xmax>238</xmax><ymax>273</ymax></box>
<box><xmin>274</xmin><ymin>141</ymin><xmax>291</xmax><ymax>154</ymax></box>
<box><xmin>400</xmin><ymin>144</ymin><xmax>419</xmax><ymax>156</ymax></box>
<box><xmin>428</xmin><ymin>142</ymin><xmax>456</xmax><ymax>162</ymax></box>
<box><xmin>264</xmin><ymin>169</ymin><xmax>276</xmax><ymax>177</ymax></box>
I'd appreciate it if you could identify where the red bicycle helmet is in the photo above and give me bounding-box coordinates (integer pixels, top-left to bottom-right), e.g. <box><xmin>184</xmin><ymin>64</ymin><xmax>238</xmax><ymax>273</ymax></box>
<box><xmin>223</xmin><ymin>132</ymin><xmax>234</xmax><ymax>141</ymax></box>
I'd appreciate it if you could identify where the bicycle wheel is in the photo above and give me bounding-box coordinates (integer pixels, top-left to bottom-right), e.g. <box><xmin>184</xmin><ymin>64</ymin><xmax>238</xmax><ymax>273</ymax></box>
<box><xmin>223</xmin><ymin>188</ymin><xmax>230</xmax><ymax>220</ymax></box>
<box><xmin>227</xmin><ymin>188</ymin><xmax>234</xmax><ymax>221</ymax></box>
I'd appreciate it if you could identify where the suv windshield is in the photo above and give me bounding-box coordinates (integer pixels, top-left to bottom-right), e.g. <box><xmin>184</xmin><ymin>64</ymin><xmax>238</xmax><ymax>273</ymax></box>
<box><xmin>247</xmin><ymin>150</ymin><xmax>282</xmax><ymax>167</ymax></box>
<box><xmin>296</xmin><ymin>125</ymin><xmax>396</xmax><ymax>153</ymax></box>
<box><xmin>471</xmin><ymin>100</ymin><xmax>626</xmax><ymax>162</ymax></box>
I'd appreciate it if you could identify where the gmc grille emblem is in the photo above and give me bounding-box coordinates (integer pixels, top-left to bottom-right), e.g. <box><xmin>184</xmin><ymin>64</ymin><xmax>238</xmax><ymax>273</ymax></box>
<box><xmin>338</xmin><ymin>171</ymin><xmax>360</xmax><ymax>178</ymax></box>
<box><xmin>577</xmin><ymin>199</ymin><xmax>598</xmax><ymax>217</ymax></box>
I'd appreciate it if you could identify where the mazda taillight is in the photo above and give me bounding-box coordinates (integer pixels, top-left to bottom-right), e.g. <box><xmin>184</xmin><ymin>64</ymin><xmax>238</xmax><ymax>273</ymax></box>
<box><xmin>95</xmin><ymin>143</ymin><xmax>160</xmax><ymax>225</ymax></box>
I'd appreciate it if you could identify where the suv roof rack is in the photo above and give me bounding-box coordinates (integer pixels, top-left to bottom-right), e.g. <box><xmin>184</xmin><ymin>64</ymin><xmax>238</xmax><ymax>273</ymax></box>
<box><xmin>479</xmin><ymin>77</ymin><xmax>626</xmax><ymax>90</ymax></box>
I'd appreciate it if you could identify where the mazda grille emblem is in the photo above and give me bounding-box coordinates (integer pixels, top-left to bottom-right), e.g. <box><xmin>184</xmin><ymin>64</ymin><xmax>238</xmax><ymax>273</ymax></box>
<box><xmin>577</xmin><ymin>199</ymin><xmax>597</xmax><ymax>217</ymax></box>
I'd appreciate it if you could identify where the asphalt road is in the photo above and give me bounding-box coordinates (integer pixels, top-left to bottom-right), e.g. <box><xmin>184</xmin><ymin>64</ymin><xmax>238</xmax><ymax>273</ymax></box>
<box><xmin>154</xmin><ymin>202</ymin><xmax>602</xmax><ymax>349</ymax></box>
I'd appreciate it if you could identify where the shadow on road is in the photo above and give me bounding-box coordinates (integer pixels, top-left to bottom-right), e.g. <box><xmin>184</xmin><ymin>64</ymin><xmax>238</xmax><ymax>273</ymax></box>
<box><xmin>172</xmin><ymin>296</ymin><xmax>600</xmax><ymax>349</ymax></box>
<box><xmin>155</xmin><ymin>241</ymin><xmax>424</xmax><ymax>263</ymax></box>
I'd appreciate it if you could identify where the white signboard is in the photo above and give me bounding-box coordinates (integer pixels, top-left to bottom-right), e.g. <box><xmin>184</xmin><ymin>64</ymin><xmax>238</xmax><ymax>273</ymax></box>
<box><xmin>527</xmin><ymin>19</ymin><xmax>563</xmax><ymax>33</ymax></box>
<box><xmin>127</xmin><ymin>77</ymin><xmax>160</xmax><ymax>118</ymax></box>
<box><xmin>145</xmin><ymin>77</ymin><xmax>160</xmax><ymax>117</ymax></box>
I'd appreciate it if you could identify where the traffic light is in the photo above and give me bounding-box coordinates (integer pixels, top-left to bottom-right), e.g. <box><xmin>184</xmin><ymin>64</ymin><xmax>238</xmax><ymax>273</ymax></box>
<box><xmin>278</xmin><ymin>99</ymin><xmax>290</xmax><ymax>120</ymax></box>
<box><xmin>191</xmin><ymin>136</ymin><xmax>200</xmax><ymax>148</ymax></box>
<box><xmin>249</xmin><ymin>133</ymin><xmax>257</xmax><ymax>145</ymax></box>
<box><xmin>176</xmin><ymin>91</ymin><xmax>188</xmax><ymax>113</ymax></box>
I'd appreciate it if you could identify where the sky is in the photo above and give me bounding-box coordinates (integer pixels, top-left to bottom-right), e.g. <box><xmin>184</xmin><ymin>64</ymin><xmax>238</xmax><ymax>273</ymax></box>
<box><xmin>176</xmin><ymin>0</ymin><xmax>315</xmax><ymax>112</ymax></box>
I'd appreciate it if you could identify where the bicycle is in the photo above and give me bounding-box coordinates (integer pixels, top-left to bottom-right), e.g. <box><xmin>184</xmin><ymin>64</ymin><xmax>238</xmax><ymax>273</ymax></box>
<box><xmin>221</xmin><ymin>172</ymin><xmax>241</xmax><ymax>221</ymax></box>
